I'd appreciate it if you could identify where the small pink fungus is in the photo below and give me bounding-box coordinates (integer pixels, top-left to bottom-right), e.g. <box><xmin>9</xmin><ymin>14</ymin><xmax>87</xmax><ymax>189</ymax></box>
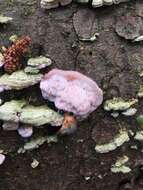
<box><xmin>17</xmin><ymin>125</ymin><xmax>33</xmax><ymax>138</ymax></box>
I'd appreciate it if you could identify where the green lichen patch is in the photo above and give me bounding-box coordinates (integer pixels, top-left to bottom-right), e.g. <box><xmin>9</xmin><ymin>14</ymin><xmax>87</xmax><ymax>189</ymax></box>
<box><xmin>9</xmin><ymin>35</ymin><xmax>18</xmax><ymax>42</ymax></box>
<box><xmin>104</xmin><ymin>98</ymin><xmax>138</xmax><ymax>111</ymax></box>
<box><xmin>27</xmin><ymin>56</ymin><xmax>52</xmax><ymax>67</ymax></box>
<box><xmin>41</xmin><ymin>0</ymin><xmax>130</xmax><ymax>9</ymax></box>
<box><xmin>25</xmin><ymin>56</ymin><xmax>52</xmax><ymax>74</ymax></box>
<box><xmin>0</xmin><ymin>70</ymin><xmax>43</xmax><ymax>90</ymax></box>
<box><xmin>0</xmin><ymin>100</ymin><xmax>26</xmax><ymax>122</ymax></box>
<box><xmin>18</xmin><ymin>135</ymin><xmax>58</xmax><ymax>152</ymax></box>
<box><xmin>20</xmin><ymin>105</ymin><xmax>63</xmax><ymax>126</ymax></box>
<box><xmin>24</xmin><ymin>66</ymin><xmax>40</xmax><ymax>74</ymax></box>
<box><xmin>95</xmin><ymin>129</ymin><xmax>130</xmax><ymax>153</ymax></box>
<box><xmin>137</xmin><ymin>85</ymin><xmax>143</xmax><ymax>98</ymax></box>
<box><xmin>104</xmin><ymin>97</ymin><xmax>138</xmax><ymax>118</ymax></box>
<box><xmin>111</xmin><ymin>155</ymin><xmax>131</xmax><ymax>174</ymax></box>
<box><xmin>0</xmin><ymin>15</ymin><xmax>13</xmax><ymax>24</ymax></box>
<box><xmin>0</xmin><ymin>100</ymin><xmax>64</xmax><ymax>127</ymax></box>
<box><xmin>134</xmin><ymin>131</ymin><xmax>143</xmax><ymax>141</ymax></box>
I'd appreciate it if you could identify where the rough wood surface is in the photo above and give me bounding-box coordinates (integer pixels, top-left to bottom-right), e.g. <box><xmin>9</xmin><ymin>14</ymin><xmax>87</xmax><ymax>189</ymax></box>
<box><xmin>0</xmin><ymin>0</ymin><xmax>143</xmax><ymax>190</ymax></box>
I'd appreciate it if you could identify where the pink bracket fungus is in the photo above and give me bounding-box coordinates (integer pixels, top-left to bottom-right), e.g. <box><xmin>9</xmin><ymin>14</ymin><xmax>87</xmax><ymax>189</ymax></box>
<box><xmin>17</xmin><ymin>125</ymin><xmax>33</xmax><ymax>138</ymax></box>
<box><xmin>40</xmin><ymin>69</ymin><xmax>103</xmax><ymax>119</ymax></box>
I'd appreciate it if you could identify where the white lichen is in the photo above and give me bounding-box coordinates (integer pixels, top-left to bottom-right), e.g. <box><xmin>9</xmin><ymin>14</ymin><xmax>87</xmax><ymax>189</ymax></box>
<box><xmin>133</xmin><ymin>35</ymin><xmax>143</xmax><ymax>42</ymax></box>
<box><xmin>110</xmin><ymin>112</ymin><xmax>119</xmax><ymax>118</ymax></box>
<box><xmin>130</xmin><ymin>145</ymin><xmax>138</xmax><ymax>150</ymax></box>
<box><xmin>31</xmin><ymin>159</ymin><xmax>39</xmax><ymax>168</ymax></box>
<box><xmin>122</xmin><ymin>108</ymin><xmax>137</xmax><ymax>116</ymax></box>
<box><xmin>92</xmin><ymin>0</ymin><xmax>103</xmax><ymax>7</ymax></box>
<box><xmin>0</xmin><ymin>98</ymin><xmax>3</xmax><ymax>105</ymax></box>
<box><xmin>0</xmin><ymin>154</ymin><xmax>5</xmax><ymax>165</ymax></box>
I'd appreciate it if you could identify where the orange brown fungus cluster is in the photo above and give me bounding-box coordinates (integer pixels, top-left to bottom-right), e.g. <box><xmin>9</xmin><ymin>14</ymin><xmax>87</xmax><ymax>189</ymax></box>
<box><xmin>3</xmin><ymin>36</ymin><xmax>31</xmax><ymax>74</ymax></box>
<box><xmin>60</xmin><ymin>114</ymin><xmax>77</xmax><ymax>134</ymax></box>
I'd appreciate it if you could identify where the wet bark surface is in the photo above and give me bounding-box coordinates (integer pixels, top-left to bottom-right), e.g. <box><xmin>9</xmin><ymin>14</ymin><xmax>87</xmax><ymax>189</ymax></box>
<box><xmin>0</xmin><ymin>0</ymin><xmax>143</xmax><ymax>190</ymax></box>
